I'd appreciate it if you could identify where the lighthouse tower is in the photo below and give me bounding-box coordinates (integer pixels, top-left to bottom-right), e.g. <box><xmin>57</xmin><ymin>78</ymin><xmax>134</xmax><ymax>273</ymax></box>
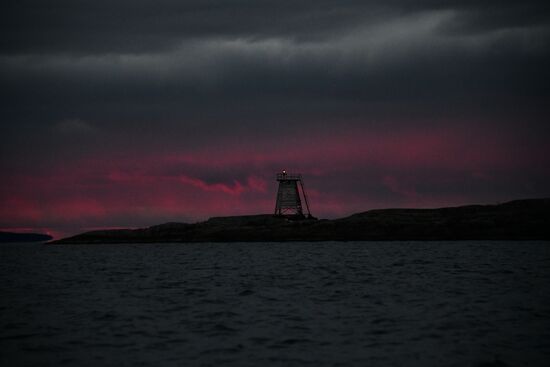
<box><xmin>274</xmin><ymin>170</ymin><xmax>312</xmax><ymax>218</ymax></box>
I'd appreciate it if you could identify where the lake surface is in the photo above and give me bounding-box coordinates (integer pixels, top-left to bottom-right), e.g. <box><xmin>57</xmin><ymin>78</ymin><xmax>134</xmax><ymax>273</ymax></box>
<box><xmin>1</xmin><ymin>241</ymin><xmax>549</xmax><ymax>366</ymax></box>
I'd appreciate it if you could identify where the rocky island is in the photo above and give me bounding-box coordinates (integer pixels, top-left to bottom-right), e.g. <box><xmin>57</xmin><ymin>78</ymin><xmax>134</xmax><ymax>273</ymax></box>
<box><xmin>50</xmin><ymin>198</ymin><xmax>550</xmax><ymax>244</ymax></box>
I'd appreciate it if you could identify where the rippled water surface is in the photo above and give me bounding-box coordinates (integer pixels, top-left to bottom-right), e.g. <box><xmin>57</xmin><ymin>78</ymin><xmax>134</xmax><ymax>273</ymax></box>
<box><xmin>1</xmin><ymin>241</ymin><xmax>549</xmax><ymax>366</ymax></box>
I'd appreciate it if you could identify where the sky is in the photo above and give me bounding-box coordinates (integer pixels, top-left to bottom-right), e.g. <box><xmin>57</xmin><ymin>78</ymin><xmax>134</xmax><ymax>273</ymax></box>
<box><xmin>1</xmin><ymin>1</ymin><xmax>549</xmax><ymax>238</ymax></box>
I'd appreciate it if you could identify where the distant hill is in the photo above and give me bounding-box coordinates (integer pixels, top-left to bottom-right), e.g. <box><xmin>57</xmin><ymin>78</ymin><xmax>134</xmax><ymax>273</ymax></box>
<box><xmin>50</xmin><ymin>199</ymin><xmax>550</xmax><ymax>244</ymax></box>
<box><xmin>0</xmin><ymin>231</ymin><xmax>53</xmax><ymax>243</ymax></box>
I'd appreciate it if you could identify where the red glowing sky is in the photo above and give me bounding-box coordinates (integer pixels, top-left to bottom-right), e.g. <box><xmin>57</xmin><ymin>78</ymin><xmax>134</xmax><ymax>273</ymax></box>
<box><xmin>2</xmin><ymin>125</ymin><xmax>548</xmax><ymax>238</ymax></box>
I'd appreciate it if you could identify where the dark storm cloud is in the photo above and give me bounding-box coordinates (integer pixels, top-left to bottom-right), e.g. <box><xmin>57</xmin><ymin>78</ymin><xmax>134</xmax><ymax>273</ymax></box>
<box><xmin>3</xmin><ymin>2</ymin><xmax>549</xmax><ymax>103</ymax></box>
<box><xmin>0</xmin><ymin>0</ymin><xmax>398</xmax><ymax>54</ymax></box>
<box><xmin>2</xmin><ymin>0</ymin><xmax>549</xmax><ymax>54</ymax></box>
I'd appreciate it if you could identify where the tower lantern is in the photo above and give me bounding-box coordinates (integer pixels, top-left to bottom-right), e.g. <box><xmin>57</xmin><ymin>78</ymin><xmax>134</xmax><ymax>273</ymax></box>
<box><xmin>274</xmin><ymin>170</ymin><xmax>312</xmax><ymax>218</ymax></box>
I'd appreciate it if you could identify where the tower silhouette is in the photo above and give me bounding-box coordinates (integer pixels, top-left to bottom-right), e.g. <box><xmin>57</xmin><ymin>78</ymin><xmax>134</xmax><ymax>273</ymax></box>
<box><xmin>274</xmin><ymin>170</ymin><xmax>312</xmax><ymax>218</ymax></box>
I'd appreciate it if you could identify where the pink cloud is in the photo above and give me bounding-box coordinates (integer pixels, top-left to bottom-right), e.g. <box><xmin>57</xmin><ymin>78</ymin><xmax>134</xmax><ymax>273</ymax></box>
<box><xmin>178</xmin><ymin>175</ymin><xmax>245</xmax><ymax>195</ymax></box>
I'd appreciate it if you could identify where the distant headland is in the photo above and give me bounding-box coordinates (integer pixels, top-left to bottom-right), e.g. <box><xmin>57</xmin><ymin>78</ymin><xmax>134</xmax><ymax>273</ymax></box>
<box><xmin>1</xmin><ymin>231</ymin><xmax>53</xmax><ymax>243</ymax></box>
<box><xmin>50</xmin><ymin>198</ymin><xmax>550</xmax><ymax>244</ymax></box>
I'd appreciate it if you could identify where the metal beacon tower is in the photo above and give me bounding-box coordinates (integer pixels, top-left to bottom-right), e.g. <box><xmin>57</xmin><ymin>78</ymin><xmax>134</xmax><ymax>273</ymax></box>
<box><xmin>274</xmin><ymin>170</ymin><xmax>313</xmax><ymax>219</ymax></box>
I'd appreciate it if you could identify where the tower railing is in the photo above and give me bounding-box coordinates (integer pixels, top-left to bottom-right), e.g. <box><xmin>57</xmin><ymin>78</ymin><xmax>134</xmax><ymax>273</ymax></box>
<box><xmin>276</xmin><ymin>173</ymin><xmax>302</xmax><ymax>181</ymax></box>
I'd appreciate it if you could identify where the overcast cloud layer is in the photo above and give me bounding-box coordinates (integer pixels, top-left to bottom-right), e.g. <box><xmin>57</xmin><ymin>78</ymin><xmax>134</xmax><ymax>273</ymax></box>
<box><xmin>1</xmin><ymin>1</ymin><xmax>549</xmax><ymax>237</ymax></box>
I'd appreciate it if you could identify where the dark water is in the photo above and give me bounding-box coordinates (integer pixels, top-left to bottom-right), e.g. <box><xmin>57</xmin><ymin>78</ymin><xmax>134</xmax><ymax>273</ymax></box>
<box><xmin>1</xmin><ymin>241</ymin><xmax>549</xmax><ymax>367</ymax></box>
